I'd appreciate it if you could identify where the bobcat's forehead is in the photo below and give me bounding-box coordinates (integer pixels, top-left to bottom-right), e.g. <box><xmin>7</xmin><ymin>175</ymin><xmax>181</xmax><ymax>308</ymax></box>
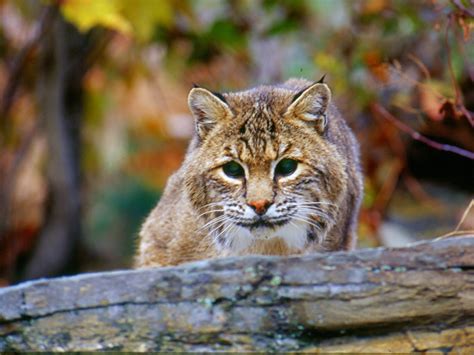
<box><xmin>225</xmin><ymin>87</ymin><xmax>293</xmax><ymax>126</ymax></box>
<box><xmin>220</xmin><ymin>88</ymin><xmax>296</xmax><ymax>163</ymax></box>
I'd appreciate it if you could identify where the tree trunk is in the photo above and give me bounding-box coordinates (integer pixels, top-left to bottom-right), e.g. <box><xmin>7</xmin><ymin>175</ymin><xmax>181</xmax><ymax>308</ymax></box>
<box><xmin>19</xmin><ymin>12</ymin><xmax>88</xmax><ymax>281</ymax></box>
<box><xmin>1</xmin><ymin>236</ymin><xmax>473</xmax><ymax>351</ymax></box>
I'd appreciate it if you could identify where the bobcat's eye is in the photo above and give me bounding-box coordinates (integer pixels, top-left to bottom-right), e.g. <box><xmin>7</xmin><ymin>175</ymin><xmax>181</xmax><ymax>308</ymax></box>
<box><xmin>222</xmin><ymin>161</ymin><xmax>245</xmax><ymax>178</ymax></box>
<box><xmin>275</xmin><ymin>158</ymin><xmax>298</xmax><ymax>177</ymax></box>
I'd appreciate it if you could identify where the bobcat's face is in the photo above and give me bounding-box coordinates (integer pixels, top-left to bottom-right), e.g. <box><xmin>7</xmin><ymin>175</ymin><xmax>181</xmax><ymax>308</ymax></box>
<box><xmin>185</xmin><ymin>83</ymin><xmax>347</xmax><ymax>253</ymax></box>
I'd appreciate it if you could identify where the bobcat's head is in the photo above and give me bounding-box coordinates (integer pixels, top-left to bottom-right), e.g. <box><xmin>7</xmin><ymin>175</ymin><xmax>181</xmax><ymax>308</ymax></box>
<box><xmin>183</xmin><ymin>80</ymin><xmax>348</xmax><ymax>253</ymax></box>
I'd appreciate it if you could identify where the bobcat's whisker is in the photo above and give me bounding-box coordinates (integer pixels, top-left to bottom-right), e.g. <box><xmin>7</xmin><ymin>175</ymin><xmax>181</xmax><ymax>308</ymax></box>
<box><xmin>292</xmin><ymin>203</ymin><xmax>336</xmax><ymax>213</ymax></box>
<box><xmin>297</xmin><ymin>207</ymin><xmax>331</xmax><ymax>219</ymax></box>
<box><xmin>198</xmin><ymin>215</ymin><xmax>228</xmax><ymax>232</ymax></box>
<box><xmin>200</xmin><ymin>220</ymin><xmax>227</xmax><ymax>235</ymax></box>
<box><xmin>207</xmin><ymin>215</ymin><xmax>232</xmax><ymax>234</ymax></box>
<box><xmin>301</xmin><ymin>212</ymin><xmax>334</xmax><ymax>225</ymax></box>
<box><xmin>289</xmin><ymin>220</ymin><xmax>307</xmax><ymax>235</ymax></box>
<box><xmin>196</xmin><ymin>202</ymin><xmax>224</xmax><ymax>213</ymax></box>
<box><xmin>288</xmin><ymin>220</ymin><xmax>316</xmax><ymax>244</ymax></box>
<box><xmin>196</xmin><ymin>209</ymin><xmax>224</xmax><ymax>219</ymax></box>
<box><xmin>296</xmin><ymin>206</ymin><xmax>335</xmax><ymax>223</ymax></box>
<box><xmin>219</xmin><ymin>224</ymin><xmax>238</xmax><ymax>249</ymax></box>
<box><xmin>207</xmin><ymin>221</ymin><xmax>228</xmax><ymax>240</ymax></box>
<box><xmin>211</xmin><ymin>221</ymin><xmax>235</xmax><ymax>245</ymax></box>
<box><xmin>296</xmin><ymin>201</ymin><xmax>337</xmax><ymax>207</ymax></box>
<box><xmin>291</xmin><ymin>215</ymin><xmax>324</xmax><ymax>234</ymax></box>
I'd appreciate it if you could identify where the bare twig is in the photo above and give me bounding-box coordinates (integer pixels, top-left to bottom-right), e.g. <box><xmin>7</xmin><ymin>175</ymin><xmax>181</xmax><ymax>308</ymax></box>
<box><xmin>445</xmin><ymin>15</ymin><xmax>463</xmax><ymax>107</ymax></box>
<box><xmin>370</xmin><ymin>103</ymin><xmax>440</xmax><ymax>216</ymax></box>
<box><xmin>450</xmin><ymin>0</ymin><xmax>474</xmax><ymax>18</ymax></box>
<box><xmin>445</xmin><ymin>11</ymin><xmax>474</xmax><ymax>127</ymax></box>
<box><xmin>436</xmin><ymin>199</ymin><xmax>474</xmax><ymax>240</ymax></box>
<box><xmin>0</xmin><ymin>5</ymin><xmax>57</xmax><ymax>127</ymax></box>
<box><xmin>66</xmin><ymin>28</ymin><xmax>114</xmax><ymax>79</ymax></box>
<box><xmin>392</xmin><ymin>49</ymin><xmax>473</xmax><ymax>128</ymax></box>
<box><xmin>402</xmin><ymin>174</ymin><xmax>441</xmax><ymax>208</ymax></box>
<box><xmin>372</xmin><ymin>159</ymin><xmax>403</xmax><ymax>213</ymax></box>
<box><xmin>0</xmin><ymin>4</ymin><xmax>57</xmax><ymax>246</ymax></box>
<box><xmin>0</xmin><ymin>121</ymin><xmax>39</xmax><ymax>242</ymax></box>
<box><xmin>369</xmin><ymin>109</ymin><xmax>406</xmax><ymax>222</ymax></box>
<box><xmin>390</xmin><ymin>62</ymin><xmax>445</xmax><ymax>101</ymax></box>
<box><xmin>452</xmin><ymin>13</ymin><xmax>474</xmax><ymax>81</ymax></box>
<box><xmin>454</xmin><ymin>199</ymin><xmax>474</xmax><ymax>232</ymax></box>
<box><xmin>407</xmin><ymin>53</ymin><xmax>431</xmax><ymax>80</ymax></box>
<box><xmin>372</xmin><ymin>103</ymin><xmax>474</xmax><ymax>160</ymax></box>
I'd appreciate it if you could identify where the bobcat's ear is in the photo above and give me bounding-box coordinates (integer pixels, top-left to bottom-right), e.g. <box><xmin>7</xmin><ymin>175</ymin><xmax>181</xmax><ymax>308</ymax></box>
<box><xmin>188</xmin><ymin>87</ymin><xmax>233</xmax><ymax>139</ymax></box>
<box><xmin>285</xmin><ymin>83</ymin><xmax>331</xmax><ymax>133</ymax></box>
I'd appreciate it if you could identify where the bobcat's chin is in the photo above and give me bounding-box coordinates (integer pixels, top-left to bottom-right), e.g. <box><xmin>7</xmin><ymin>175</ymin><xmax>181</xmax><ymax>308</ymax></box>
<box><xmin>218</xmin><ymin>219</ymin><xmax>310</xmax><ymax>254</ymax></box>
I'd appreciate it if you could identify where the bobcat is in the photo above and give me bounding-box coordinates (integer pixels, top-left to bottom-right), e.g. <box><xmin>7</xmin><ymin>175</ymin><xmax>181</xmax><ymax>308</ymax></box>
<box><xmin>135</xmin><ymin>78</ymin><xmax>363</xmax><ymax>267</ymax></box>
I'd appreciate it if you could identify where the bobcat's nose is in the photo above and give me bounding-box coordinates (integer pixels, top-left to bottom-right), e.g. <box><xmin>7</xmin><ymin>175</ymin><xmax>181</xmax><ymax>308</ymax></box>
<box><xmin>248</xmin><ymin>199</ymin><xmax>272</xmax><ymax>215</ymax></box>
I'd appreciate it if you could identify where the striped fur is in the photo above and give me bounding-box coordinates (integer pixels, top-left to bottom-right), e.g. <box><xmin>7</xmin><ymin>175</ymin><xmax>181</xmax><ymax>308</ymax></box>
<box><xmin>135</xmin><ymin>79</ymin><xmax>363</xmax><ymax>267</ymax></box>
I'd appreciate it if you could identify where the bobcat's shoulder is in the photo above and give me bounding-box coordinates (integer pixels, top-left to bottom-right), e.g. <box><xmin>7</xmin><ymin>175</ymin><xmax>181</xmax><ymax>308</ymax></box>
<box><xmin>135</xmin><ymin>78</ymin><xmax>363</xmax><ymax>268</ymax></box>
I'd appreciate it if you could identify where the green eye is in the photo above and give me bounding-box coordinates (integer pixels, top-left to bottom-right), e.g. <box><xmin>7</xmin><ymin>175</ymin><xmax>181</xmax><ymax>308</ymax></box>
<box><xmin>275</xmin><ymin>158</ymin><xmax>298</xmax><ymax>177</ymax></box>
<box><xmin>223</xmin><ymin>161</ymin><xmax>245</xmax><ymax>178</ymax></box>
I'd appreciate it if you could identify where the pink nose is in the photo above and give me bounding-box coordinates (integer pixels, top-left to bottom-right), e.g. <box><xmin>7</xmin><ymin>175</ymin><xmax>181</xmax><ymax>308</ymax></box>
<box><xmin>248</xmin><ymin>199</ymin><xmax>271</xmax><ymax>215</ymax></box>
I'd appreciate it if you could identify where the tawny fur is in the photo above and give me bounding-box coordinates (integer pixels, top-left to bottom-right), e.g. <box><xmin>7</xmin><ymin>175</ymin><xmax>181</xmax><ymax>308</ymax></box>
<box><xmin>135</xmin><ymin>78</ymin><xmax>363</xmax><ymax>268</ymax></box>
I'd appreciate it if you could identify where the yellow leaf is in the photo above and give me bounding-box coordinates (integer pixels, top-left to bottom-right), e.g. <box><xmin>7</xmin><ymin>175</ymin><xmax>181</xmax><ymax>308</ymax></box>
<box><xmin>118</xmin><ymin>0</ymin><xmax>173</xmax><ymax>42</ymax></box>
<box><xmin>60</xmin><ymin>0</ymin><xmax>132</xmax><ymax>34</ymax></box>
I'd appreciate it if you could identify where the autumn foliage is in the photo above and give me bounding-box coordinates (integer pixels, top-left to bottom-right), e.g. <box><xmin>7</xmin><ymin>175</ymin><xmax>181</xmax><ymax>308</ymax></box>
<box><xmin>0</xmin><ymin>0</ymin><xmax>472</xmax><ymax>285</ymax></box>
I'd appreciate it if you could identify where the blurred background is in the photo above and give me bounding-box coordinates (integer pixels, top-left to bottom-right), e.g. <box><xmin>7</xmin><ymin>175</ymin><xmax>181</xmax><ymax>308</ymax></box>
<box><xmin>0</xmin><ymin>0</ymin><xmax>472</xmax><ymax>286</ymax></box>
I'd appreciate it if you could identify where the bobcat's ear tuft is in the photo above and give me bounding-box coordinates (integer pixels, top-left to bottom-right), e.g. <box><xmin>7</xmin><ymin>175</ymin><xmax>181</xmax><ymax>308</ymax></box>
<box><xmin>188</xmin><ymin>88</ymin><xmax>233</xmax><ymax>139</ymax></box>
<box><xmin>285</xmin><ymin>83</ymin><xmax>331</xmax><ymax>133</ymax></box>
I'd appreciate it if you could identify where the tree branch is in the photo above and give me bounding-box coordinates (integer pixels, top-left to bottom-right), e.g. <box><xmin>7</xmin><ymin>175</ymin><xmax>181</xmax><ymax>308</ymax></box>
<box><xmin>0</xmin><ymin>5</ymin><xmax>56</xmax><ymax>127</ymax></box>
<box><xmin>372</xmin><ymin>103</ymin><xmax>474</xmax><ymax>160</ymax></box>
<box><xmin>0</xmin><ymin>236</ymin><xmax>473</xmax><ymax>351</ymax></box>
